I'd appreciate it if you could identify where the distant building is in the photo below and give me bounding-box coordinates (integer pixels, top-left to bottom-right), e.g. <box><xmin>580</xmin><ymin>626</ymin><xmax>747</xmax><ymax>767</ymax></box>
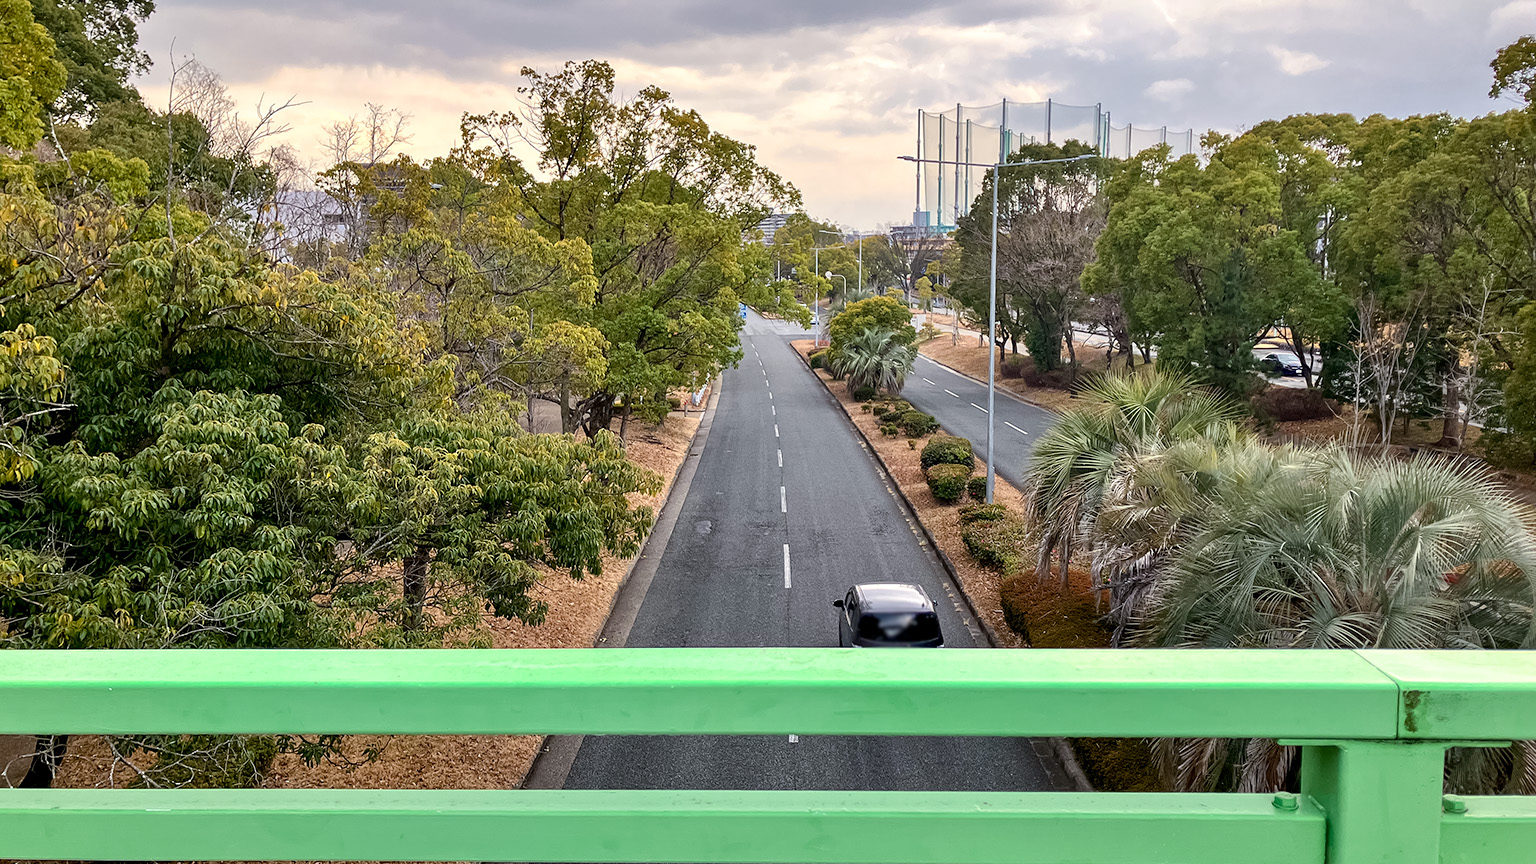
<box><xmin>747</xmin><ymin>213</ymin><xmax>792</xmax><ymax>245</ymax></box>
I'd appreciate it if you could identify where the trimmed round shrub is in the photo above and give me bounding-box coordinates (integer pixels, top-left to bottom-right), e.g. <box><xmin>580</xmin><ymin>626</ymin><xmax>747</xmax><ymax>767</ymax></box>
<box><xmin>960</xmin><ymin>514</ymin><xmax>1027</xmax><ymax>570</ymax></box>
<box><xmin>966</xmin><ymin>475</ymin><xmax>988</xmax><ymax>500</ymax></box>
<box><xmin>899</xmin><ymin>410</ymin><xmax>939</xmax><ymax>438</ymax></box>
<box><xmin>920</xmin><ymin>434</ymin><xmax>975</xmax><ymax>471</ymax></box>
<box><xmin>958</xmin><ymin>502</ymin><xmax>1008</xmax><ymax>525</ymax></box>
<box><xmin>880</xmin><ymin>423</ymin><xmax>900</xmax><ymax>437</ymax></box>
<box><xmin>808</xmin><ymin>349</ymin><xmax>828</xmax><ymax>369</ymax></box>
<box><xmin>872</xmin><ymin>399</ymin><xmax>913</xmax><ymax>421</ymax></box>
<box><xmin>852</xmin><ymin>385</ymin><xmax>878</xmax><ymax>402</ymax></box>
<box><xmin>926</xmin><ymin>463</ymin><xmax>971</xmax><ymax>503</ymax></box>
<box><xmin>1251</xmin><ymin>386</ymin><xmax>1335</xmax><ymax>422</ymax></box>
<box><xmin>1016</xmin><ymin>357</ymin><xmax>1080</xmax><ymax>390</ymax></box>
<box><xmin>1000</xmin><ymin>354</ymin><xmax>1028</xmax><ymax>379</ymax></box>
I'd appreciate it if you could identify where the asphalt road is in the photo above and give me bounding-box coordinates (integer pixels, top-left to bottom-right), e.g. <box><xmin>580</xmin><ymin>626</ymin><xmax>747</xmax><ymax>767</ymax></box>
<box><xmin>900</xmin><ymin>354</ymin><xmax>1059</xmax><ymax>493</ymax></box>
<box><xmin>560</xmin><ymin>311</ymin><xmax>1067</xmax><ymax>793</ymax></box>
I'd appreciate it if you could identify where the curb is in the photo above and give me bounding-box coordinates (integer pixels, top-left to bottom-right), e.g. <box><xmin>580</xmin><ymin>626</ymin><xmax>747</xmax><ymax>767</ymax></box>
<box><xmin>916</xmin><ymin>348</ymin><xmax>1063</xmax><ymax>415</ymax></box>
<box><xmin>792</xmin><ymin>345</ymin><xmax>1094</xmax><ymax>792</ymax></box>
<box><xmin>520</xmin><ymin>379</ymin><xmax>721</xmax><ymax>792</ymax></box>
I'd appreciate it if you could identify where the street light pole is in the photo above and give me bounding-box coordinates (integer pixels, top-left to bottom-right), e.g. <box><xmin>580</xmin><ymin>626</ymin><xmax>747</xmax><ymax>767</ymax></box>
<box><xmin>813</xmin><ymin>229</ymin><xmax>841</xmax><ymax>347</ymax></box>
<box><xmin>898</xmin><ymin>152</ymin><xmax>1095</xmax><ymax>503</ymax></box>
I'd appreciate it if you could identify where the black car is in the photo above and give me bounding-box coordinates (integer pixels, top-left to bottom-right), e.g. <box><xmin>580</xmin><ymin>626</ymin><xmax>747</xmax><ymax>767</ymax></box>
<box><xmin>1259</xmin><ymin>351</ymin><xmax>1305</xmax><ymax>377</ymax></box>
<box><xmin>833</xmin><ymin>583</ymin><xmax>944</xmax><ymax>647</ymax></box>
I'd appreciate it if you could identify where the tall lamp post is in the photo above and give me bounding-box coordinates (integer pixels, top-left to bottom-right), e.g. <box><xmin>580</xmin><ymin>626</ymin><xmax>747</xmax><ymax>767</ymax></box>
<box><xmin>897</xmin><ymin>152</ymin><xmax>1096</xmax><ymax>503</ymax></box>
<box><xmin>813</xmin><ymin>229</ymin><xmax>842</xmax><ymax>346</ymax></box>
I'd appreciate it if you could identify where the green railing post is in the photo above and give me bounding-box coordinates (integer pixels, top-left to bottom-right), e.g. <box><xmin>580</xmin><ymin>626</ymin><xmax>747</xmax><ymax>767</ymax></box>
<box><xmin>1300</xmin><ymin>741</ymin><xmax>1445</xmax><ymax>864</ymax></box>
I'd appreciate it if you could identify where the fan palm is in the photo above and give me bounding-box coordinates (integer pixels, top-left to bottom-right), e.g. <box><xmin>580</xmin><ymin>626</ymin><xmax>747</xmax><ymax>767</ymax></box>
<box><xmin>1023</xmin><ymin>369</ymin><xmax>1247</xmax><ymax>599</ymax></box>
<box><xmin>828</xmin><ymin>328</ymin><xmax>915</xmax><ymax>395</ymax></box>
<box><xmin>1134</xmin><ymin>449</ymin><xmax>1536</xmax><ymax>794</ymax></box>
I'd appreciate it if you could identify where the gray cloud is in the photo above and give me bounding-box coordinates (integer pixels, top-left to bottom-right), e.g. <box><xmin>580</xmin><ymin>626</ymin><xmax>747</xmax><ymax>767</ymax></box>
<box><xmin>135</xmin><ymin>0</ymin><xmax>1536</xmax><ymax>227</ymax></box>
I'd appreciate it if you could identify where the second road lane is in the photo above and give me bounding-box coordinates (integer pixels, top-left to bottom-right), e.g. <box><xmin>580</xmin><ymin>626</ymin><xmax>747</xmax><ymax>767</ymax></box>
<box><xmin>559</xmin><ymin>311</ymin><xmax>1069</xmax><ymax>792</ymax></box>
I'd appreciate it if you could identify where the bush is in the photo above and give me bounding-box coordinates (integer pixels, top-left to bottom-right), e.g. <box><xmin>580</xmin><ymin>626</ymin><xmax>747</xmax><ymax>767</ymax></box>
<box><xmin>808</xmin><ymin>349</ymin><xmax>828</xmax><ymax>369</ymax></box>
<box><xmin>880</xmin><ymin>423</ymin><xmax>900</xmax><ymax>437</ymax></box>
<box><xmin>871</xmin><ymin>399</ymin><xmax>912</xmax><ymax>421</ymax></box>
<box><xmin>920</xmin><ymin>434</ymin><xmax>975</xmax><ymax>471</ymax></box>
<box><xmin>852</xmin><ymin>385</ymin><xmax>878</xmax><ymax>402</ymax></box>
<box><xmin>899</xmin><ymin>410</ymin><xmax>939</xmax><ymax>438</ymax></box>
<box><xmin>1000</xmin><ymin>354</ymin><xmax>1028</xmax><ymax>379</ymax></box>
<box><xmin>926</xmin><ymin>463</ymin><xmax>971</xmax><ymax>503</ymax></box>
<box><xmin>961</xmin><ymin>514</ymin><xmax>1027</xmax><ymax>569</ymax></box>
<box><xmin>958</xmin><ymin>502</ymin><xmax>1007</xmax><ymax>525</ymax></box>
<box><xmin>1020</xmin><ymin>358</ymin><xmax>1081</xmax><ymax>391</ymax></box>
<box><xmin>1251</xmin><ymin>386</ymin><xmax>1336</xmax><ymax>422</ymax></box>
<box><xmin>966</xmin><ymin>475</ymin><xmax>988</xmax><ymax>500</ymax></box>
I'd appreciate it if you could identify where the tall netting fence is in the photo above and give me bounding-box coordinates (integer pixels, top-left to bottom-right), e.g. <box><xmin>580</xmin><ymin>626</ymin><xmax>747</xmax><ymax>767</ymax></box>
<box><xmin>914</xmin><ymin>100</ymin><xmax>1196</xmax><ymax>229</ymax></box>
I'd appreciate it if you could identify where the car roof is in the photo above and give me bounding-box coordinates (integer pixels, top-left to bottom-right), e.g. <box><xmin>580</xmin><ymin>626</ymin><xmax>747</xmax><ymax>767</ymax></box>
<box><xmin>853</xmin><ymin>582</ymin><xmax>935</xmax><ymax>612</ymax></box>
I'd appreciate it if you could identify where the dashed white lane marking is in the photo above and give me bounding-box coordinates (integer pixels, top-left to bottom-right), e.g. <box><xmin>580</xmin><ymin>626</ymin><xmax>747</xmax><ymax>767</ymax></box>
<box><xmin>972</xmin><ymin>402</ymin><xmax>988</xmax><ymax>413</ymax></box>
<box><xmin>778</xmin><ymin>449</ymin><xmax>783</xmax><ymax>467</ymax></box>
<box><xmin>945</xmin><ymin>389</ymin><xmax>960</xmax><ymax>398</ymax></box>
<box><xmin>780</xmin><ymin>486</ymin><xmax>787</xmax><ymax>513</ymax></box>
<box><xmin>788</xmin><ymin>734</ymin><xmax>799</xmax><ymax>743</ymax></box>
<box><xmin>922</xmin><ymin>378</ymin><xmax>936</xmax><ymax>385</ymax></box>
<box><xmin>775</xmin><ymin>424</ymin><xmax>780</xmax><ymax>438</ymax></box>
<box><xmin>1006</xmin><ymin>421</ymin><xmax>1029</xmax><ymax>435</ymax></box>
<box><xmin>783</xmin><ymin>544</ymin><xmax>792</xmax><ymax>588</ymax></box>
<box><xmin>768</xmin><ymin>392</ymin><xmax>773</xmax><ymax>400</ymax></box>
<box><xmin>771</xmin><ymin>405</ymin><xmax>776</xmax><ymax>416</ymax></box>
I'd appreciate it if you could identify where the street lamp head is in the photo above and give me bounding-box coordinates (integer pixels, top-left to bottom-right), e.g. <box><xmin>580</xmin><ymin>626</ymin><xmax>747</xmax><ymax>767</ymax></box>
<box><xmin>825</xmin><ymin>270</ymin><xmax>832</xmax><ymax>279</ymax></box>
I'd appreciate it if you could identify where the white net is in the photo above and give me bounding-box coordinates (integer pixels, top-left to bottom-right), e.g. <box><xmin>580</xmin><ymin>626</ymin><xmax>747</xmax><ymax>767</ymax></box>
<box><xmin>912</xmin><ymin>99</ymin><xmax>1195</xmax><ymax>228</ymax></box>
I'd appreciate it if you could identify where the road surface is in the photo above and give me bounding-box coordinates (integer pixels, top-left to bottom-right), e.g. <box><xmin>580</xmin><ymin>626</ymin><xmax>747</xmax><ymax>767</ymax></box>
<box><xmin>900</xmin><ymin>354</ymin><xmax>1059</xmax><ymax>494</ymax></box>
<box><xmin>559</xmin><ymin>311</ymin><xmax>1067</xmax><ymax>792</ymax></box>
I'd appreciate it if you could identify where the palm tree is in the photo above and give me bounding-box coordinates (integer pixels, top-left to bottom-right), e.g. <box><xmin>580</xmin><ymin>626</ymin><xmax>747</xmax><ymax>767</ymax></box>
<box><xmin>1134</xmin><ymin>448</ymin><xmax>1536</xmax><ymax>794</ymax></box>
<box><xmin>828</xmin><ymin>328</ymin><xmax>915</xmax><ymax>395</ymax></box>
<box><xmin>1023</xmin><ymin>369</ymin><xmax>1246</xmax><ymax>603</ymax></box>
<box><xmin>1021</xmin><ymin>369</ymin><xmax>1536</xmax><ymax>795</ymax></box>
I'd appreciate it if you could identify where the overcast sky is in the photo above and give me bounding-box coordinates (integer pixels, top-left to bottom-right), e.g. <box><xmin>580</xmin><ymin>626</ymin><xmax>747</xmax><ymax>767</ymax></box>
<box><xmin>136</xmin><ymin>0</ymin><xmax>1536</xmax><ymax>230</ymax></box>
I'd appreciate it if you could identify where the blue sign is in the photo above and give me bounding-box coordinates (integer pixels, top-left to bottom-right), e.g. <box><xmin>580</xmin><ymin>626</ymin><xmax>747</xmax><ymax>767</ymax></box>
<box><xmin>738</xmin><ymin>303</ymin><xmax>748</xmax><ymax>319</ymax></box>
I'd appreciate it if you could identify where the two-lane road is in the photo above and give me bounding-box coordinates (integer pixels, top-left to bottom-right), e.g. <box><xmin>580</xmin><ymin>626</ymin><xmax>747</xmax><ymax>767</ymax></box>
<box><xmin>559</xmin><ymin>311</ymin><xmax>1067</xmax><ymax>792</ymax></box>
<box><xmin>900</xmin><ymin>354</ymin><xmax>1058</xmax><ymax>493</ymax></box>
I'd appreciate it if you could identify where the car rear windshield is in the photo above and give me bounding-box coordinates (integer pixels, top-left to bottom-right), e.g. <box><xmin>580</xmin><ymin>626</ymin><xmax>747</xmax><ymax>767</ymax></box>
<box><xmin>858</xmin><ymin>611</ymin><xmax>940</xmax><ymax>643</ymax></box>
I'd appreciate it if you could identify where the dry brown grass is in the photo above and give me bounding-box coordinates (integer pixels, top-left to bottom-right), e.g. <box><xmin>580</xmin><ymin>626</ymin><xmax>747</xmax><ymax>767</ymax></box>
<box><xmin>46</xmin><ymin>412</ymin><xmax>703</xmax><ymax>793</ymax></box>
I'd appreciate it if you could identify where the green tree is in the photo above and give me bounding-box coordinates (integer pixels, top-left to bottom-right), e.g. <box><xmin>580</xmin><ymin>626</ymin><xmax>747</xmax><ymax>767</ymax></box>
<box><xmin>0</xmin><ymin>0</ymin><xmax>66</xmax><ymax>150</ymax></box>
<box><xmin>27</xmin><ymin>0</ymin><xmax>153</xmax><ymax>118</ymax></box>
<box><xmin>1084</xmin><ymin>140</ymin><xmax>1317</xmax><ymax>398</ymax></box>
<box><xmin>826</xmin><ymin>296</ymin><xmax>915</xmax><ymax>357</ymax></box>
<box><xmin>455</xmin><ymin>60</ymin><xmax>800</xmax><ymax>436</ymax></box>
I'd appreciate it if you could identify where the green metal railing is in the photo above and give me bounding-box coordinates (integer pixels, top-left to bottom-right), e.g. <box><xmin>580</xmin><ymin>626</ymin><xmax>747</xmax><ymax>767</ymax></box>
<box><xmin>0</xmin><ymin>648</ymin><xmax>1533</xmax><ymax>863</ymax></box>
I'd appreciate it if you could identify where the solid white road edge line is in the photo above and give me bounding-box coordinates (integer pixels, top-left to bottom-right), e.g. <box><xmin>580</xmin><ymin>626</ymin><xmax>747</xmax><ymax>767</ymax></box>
<box><xmin>783</xmin><ymin>544</ymin><xmax>791</xmax><ymax>588</ymax></box>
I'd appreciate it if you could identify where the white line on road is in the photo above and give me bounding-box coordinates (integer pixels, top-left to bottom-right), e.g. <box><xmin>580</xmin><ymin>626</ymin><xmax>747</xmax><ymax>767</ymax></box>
<box><xmin>778</xmin><ymin>449</ymin><xmax>782</xmax><ymax>467</ymax></box>
<box><xmin>768</xmin><ymin>392</ymin><xmax>773</xmax><ymax>400</ymax></box>
<box><xmin>771</xmin><ymin>405</ymin><xmax>776</xmax><ymax>416</ymax></box>
<box><xmin>783</xmin><ymin>544</ymin><xmax>792</xmax><ymax>588</ymax></box>
<box><xmin>922</xmin><ymin>378</ymin><xmax>935</xmax><ymax>385</ymax></box>
<box><xmin>775</xmin><ymin>424</ymin><xmax>780</xmax><ymax>438</ymax></box>
<box><xmin>781</xmin><ymin>486</ymin><xmax>787</xmax><ymax>513</ymax></box>
<box><xmin>972</xmin><ymin>402</ymin><xmax>988</xmax><ymax>413</ymax></box>
<box><xmin>788</xmin><ymin>734</ymin><xmax>799</xmax><ymax>743</ymax></box>
<box><xmin>1006</xmin><ymin>421</ymin><xmax>1029</xmax><ymax>435</ymax></box>
<box><xmin>945</xmin><ymin>389</ymin><xmax>960</xmax><ymax>398</ymax></box>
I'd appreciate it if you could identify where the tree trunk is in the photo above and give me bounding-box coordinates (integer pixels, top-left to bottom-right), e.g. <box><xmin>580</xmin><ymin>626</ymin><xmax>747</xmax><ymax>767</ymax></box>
<box><xmin>1437</xmin><ymin>374</ymin><xmax>1461</xmax><ymax>448</ymax></box>
<box><xmin>18</xmin><ymin>735</ymin><xmax>69</xmax><ymax>788</ymax></box>
<box><xmin>558</xmin><ymin>374</ymin><xmax>576</xmax><ymax>435</ymax></box>
<box><xmin>1064</xmin><ymin>325</ymin><xmax>1077</xmax><ymax>368</ymax></box>
<box><xmin>402</xmin><ymin>547</ymin><xmax>429</xmax><ymax>631</ymax></box>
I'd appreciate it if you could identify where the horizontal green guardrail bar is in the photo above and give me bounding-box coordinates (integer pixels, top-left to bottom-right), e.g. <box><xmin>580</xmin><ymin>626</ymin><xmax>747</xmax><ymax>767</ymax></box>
<box><xmin>1440</xmin><ymin>797</ymin><xmax>1536</xmax><ymax>864</ymax></box>
<box><xmin>0</xmin><ymin>789</ymin><xmax>1324</xmax><ymax>864</ymax></box>
<box><xmin>0</xmin><ymin>647</ymin><xmax>1426</xmax><ymax>739</ymax></box>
